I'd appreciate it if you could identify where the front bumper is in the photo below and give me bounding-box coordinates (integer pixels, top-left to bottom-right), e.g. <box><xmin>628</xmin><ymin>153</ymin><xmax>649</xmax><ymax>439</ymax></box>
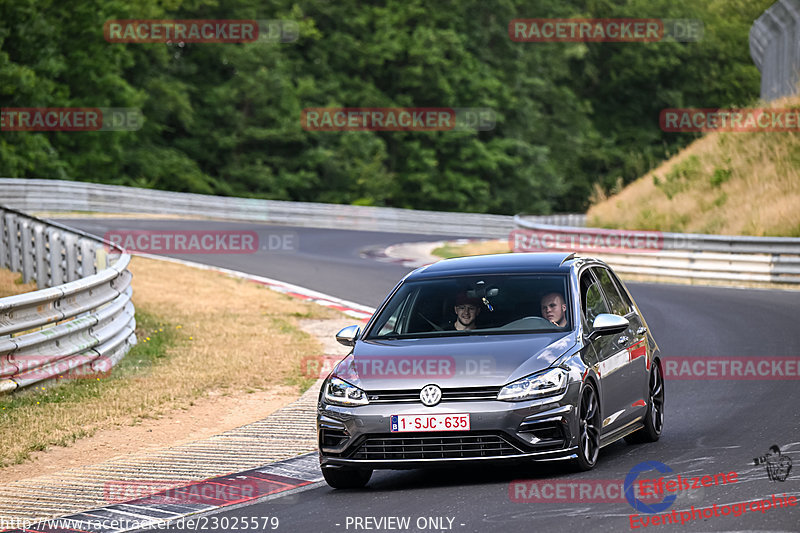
<box><xmin>317</xmin><ymin>381</ymin><xmax>582</xmax><ymax>470</ymax></box>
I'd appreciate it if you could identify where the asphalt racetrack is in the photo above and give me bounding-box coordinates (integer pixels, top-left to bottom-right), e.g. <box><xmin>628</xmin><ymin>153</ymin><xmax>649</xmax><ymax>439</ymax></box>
<box><xmin>61</xmin><ymin>218</ymin><xmax>800</xmax><ymax>533</ymax></box>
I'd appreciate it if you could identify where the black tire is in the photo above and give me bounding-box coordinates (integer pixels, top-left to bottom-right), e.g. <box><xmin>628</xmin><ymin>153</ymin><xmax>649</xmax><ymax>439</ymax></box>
<box><xmin>572</xmin><ymin>381</ymin><xmax>601</xmax><ymax>471</ymax></box>
<box><xmin>625</xmin><ymin>362</ymin><xmax>665</xmax><ymax>444</ymax></box>
<box><xmin>322</xmin><ymin>466</ymin><xmax>373</xmax><ymax>489</ymax></box>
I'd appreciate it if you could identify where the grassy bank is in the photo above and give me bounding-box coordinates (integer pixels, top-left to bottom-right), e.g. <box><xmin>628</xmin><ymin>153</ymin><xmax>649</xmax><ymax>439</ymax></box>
<box><xmin>588</xmin><ymin>97</ymin><xmax>800</xmax><ymax>236</ymax></box>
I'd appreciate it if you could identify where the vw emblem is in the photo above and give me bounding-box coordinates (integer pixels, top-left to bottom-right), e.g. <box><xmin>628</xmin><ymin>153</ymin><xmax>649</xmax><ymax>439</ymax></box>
<box><xmin>420</xmin><ymin>384</ymin><xmax>442</xmax><ymax>406</ymax></box>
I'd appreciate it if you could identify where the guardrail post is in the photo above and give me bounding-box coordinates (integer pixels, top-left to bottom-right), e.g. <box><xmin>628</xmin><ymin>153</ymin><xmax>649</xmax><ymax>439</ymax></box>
<box><xmin>34</xmin><ymin>223</ymin><xmax>48</xmax><ymax>289</ymax></box>
<box><xmin>47</xmin><ymin>227</ymin><xmax>64</xmax><ymax>287</ymax></box>
<box><xmin>20</xmin><ymin>219</ymin><xmax>34</xmax><ymax>283</ymax></box>
<box><xmin>79</xmin><ymin>238</ymin><xmax>97</xmax><ymax>277</ymax></box>
<box><xmin>0</xmin><ymin>213</ymin><xmax>7</xmax><ymax>270</ymax></box>
<box><xmin>64</xmin><ymin>233</ymin><xmax>78</xmax><ymax>282</ymax></box>
<box><xmin>7</xmin><ymin>213</ymin><xmax>21</xmax><ymax>274</ymax></box>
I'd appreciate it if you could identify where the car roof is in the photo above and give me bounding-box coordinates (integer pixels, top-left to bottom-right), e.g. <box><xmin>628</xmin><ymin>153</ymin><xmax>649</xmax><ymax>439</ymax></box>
<box><xmin>407</xmin><ymin>252</ymin><xmax>582</xmax><ymax>280</ymax></box>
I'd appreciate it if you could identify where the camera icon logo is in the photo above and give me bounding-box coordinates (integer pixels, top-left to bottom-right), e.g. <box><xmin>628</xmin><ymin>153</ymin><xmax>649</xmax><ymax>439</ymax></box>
<box><xmin>753</xmin><ymin>444</ymin><xmax>793</xmax><ymax>482</ymax></box>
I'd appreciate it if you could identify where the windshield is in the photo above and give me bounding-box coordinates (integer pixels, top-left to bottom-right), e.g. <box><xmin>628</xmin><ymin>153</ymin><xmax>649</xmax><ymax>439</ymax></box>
<box><xmin>366</xmin><ymin>274</ymin><xmax>572</xmax><ymax>339</ymax></box>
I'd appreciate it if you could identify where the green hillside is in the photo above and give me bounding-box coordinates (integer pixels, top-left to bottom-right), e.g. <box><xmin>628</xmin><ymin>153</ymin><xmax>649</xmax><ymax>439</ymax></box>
<box><xmin>0</xmin><ymin>0</ymin><xmax>774</xmax><ymax>215</ymax></box>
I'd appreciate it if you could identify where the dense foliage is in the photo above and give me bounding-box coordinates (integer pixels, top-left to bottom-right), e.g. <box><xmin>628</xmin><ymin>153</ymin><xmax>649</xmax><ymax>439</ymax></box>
<box><xmin>0</xmin><ymin>0</ymin><xmax>774</xmax><ymax>214</ymax></box>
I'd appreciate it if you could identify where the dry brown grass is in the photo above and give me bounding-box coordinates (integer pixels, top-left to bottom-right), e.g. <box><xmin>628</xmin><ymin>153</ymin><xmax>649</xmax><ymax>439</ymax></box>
<box><xmin>0</xmin><ymin>268</ymin><xmax>37</xmax><ymax>298</ymax></box>
<box><xmin>588</xmin><ymin>96</ymin><xmax>800</xmax><ymax>236</ymax></box>
<box><xmin>122</xmin><ymin>256</ymin><xmax>337</xmax><ymax>392</ymax></box>
<box><xmin>433</xmin><ymin>239</ymin><xmax>511</xmax><ymax>258</ymax></box>
<box><xmin>0</xmin><ymin>256</ymin><xmax>338</xmax><ymax>467</ymax></box>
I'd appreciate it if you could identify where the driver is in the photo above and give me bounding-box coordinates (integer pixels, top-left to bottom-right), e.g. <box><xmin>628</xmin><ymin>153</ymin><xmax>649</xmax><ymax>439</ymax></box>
<box><xmin>450</xmin><ymin>292</ymin><xmax>481</xmax><ymax>330</ymax></box>
<box><xmin>540</xmin><ymin>292</ymin><xmax>568</xmax><ymax>327</ymax></box>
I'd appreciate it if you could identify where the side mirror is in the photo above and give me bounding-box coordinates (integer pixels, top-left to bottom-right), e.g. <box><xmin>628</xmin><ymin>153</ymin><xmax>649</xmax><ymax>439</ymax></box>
<box><xmin>335</xmin><ymin>325</ymin><xmax>361</xmax><ymax>347</ymax></box>
<box><xmin>588</xmin><ymin>314</ymin><xmax>629</xmax><ymax>340</ymax></box>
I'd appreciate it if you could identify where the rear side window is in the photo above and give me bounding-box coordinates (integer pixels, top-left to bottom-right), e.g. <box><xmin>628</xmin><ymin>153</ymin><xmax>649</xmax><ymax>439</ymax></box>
<box><xmin>594</xmin><ymin>267</ymin><xmax>629</xmax><ymax>316</ymax></box>
<box><xmin>607</xmin><ymin>269</ymin><xmax>636</xmax><ymax>313</ymax></box>
<box><xmin>580</xmin><ymin>270</ymin><xmax>609</xmax><ymax>328</ymax></box>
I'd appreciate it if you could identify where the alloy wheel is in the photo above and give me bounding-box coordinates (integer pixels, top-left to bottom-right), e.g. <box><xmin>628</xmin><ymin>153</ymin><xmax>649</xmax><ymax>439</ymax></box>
<box><xmin>579</xmin><ymin>384</ymin><xmax>600</xmax><ymax>466</ymax></box>
<box><xmin>649</xmin><ymin>363</ymin><xmax>664</xmax><ymax>436</ymax></box>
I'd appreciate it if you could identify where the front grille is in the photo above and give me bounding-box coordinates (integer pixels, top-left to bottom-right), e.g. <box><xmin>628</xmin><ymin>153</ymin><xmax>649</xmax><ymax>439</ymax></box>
<box><xmin>367</xmin><ymin>386</ymin><xmax>501</xmax><ymax>403</ymax></box>
<box><xmin>349</xmin><ymin>433</ymin><xmax>523</xmax><ymax>460</ymax></box>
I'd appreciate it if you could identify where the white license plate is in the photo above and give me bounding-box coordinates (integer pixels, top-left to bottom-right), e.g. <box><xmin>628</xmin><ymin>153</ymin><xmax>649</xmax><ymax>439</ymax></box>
<box><xmin>390</xmin><ymin>413</ymin><xmax>470</xmax><ymax>432</ymax></box>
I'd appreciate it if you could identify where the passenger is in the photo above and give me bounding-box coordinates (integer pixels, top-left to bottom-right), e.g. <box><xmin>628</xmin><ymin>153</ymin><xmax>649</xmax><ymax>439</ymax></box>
<box><xmin>541</xmin><ymin>292</ymin><xmax>568</xmax><ymax>327</ymax></box>
<box><xmin>450</xmin><ymin>292</ymin><xmax>481</xmax><ymax>330</ymax></box>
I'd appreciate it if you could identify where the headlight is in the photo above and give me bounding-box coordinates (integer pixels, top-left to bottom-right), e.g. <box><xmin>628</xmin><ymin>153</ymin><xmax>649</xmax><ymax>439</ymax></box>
<box><xmin>497</xmin><ymin>367</ymin><xmax>568</xmax><ymax>402</ymax></box>
<box><xmin>324</xmin><ymin>377</ymin><xmax>369</xmax><ymax>407</ymax></box>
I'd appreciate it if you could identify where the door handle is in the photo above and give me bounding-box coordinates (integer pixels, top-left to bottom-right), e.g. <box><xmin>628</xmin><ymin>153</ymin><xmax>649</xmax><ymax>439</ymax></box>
<box><xmin>636</xmin><ymin>327</ymin><xmax>647</xmax><ymax>335</ymax></box>
<box><xmin>617</xmin><ymin>336</ymin><xmax>629</xmax><ymax>345</ymax></box>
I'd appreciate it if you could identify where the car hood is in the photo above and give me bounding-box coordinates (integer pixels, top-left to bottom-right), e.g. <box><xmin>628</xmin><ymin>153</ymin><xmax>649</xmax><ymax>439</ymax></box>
<box><xmin>343</xmin><ymin>332</ymin><xmax>577</xmax><ymax>390</ymax></box>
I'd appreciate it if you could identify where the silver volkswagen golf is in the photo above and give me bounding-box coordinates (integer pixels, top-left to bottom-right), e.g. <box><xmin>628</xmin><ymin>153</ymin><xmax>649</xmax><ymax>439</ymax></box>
<box><xmin>317</xmin><ymin>253</ymin><xmax>664</xmax><ymax>488</ymax></box>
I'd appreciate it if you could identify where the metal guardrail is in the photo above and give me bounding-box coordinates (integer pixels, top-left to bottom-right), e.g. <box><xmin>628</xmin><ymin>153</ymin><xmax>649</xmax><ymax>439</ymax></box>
<box><xmin>513</xmin><ymin>215</ymin><xmax>800</xmax><ymax>284</ymax></box>
<box><xmin>750</xmin><ymin>0</ymin><xmax>800</xmax><ymax>101</ymax></box>
<box><xmin>0</xmin><ymin>206</ymin><xmax>136</xmax><ymax>393</ymax></box>
<box><xmin>4</xmin><ymin>177</ymin><xmax>797</xmax><ymax>288</ymax></box>
<box><xmin>0</xmin><ymin>178</ymin><xmax>585</xmax><ymax>239</ymax></box>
